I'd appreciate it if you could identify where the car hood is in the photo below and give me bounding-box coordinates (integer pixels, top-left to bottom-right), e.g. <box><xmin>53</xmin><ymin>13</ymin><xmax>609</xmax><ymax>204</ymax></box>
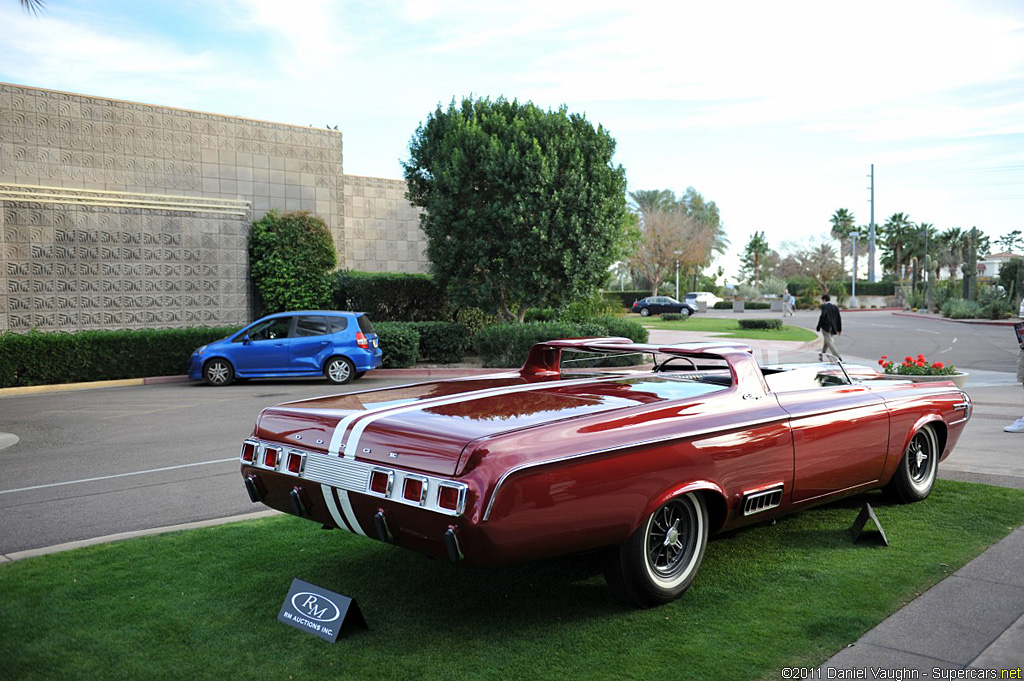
<box><xmin>254</xmin><ymin>373</ymin><xmax>726</xmax><ymax>476</ymax></box>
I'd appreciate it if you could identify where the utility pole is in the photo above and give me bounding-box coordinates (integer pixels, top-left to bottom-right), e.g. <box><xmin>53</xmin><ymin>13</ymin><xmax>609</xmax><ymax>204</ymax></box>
<box><xmin>868</xmin><ymin>164</ymin><xmax>876</xmax><ymax>283</ymax></box>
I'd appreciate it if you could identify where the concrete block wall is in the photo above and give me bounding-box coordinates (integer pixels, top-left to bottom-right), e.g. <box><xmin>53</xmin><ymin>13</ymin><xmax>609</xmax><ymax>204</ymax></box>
<box><xmin>342</xmin><ymin>174</ymin><xmax>428</xmax><ymax>273</ymax></box>
<box><xmin>0</xmin><ymin>82</ymin><xmax>351</xmax><ymax>333</ymax></box>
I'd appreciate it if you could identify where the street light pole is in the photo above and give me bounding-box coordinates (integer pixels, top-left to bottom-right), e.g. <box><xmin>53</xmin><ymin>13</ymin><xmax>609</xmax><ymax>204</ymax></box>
<box><xmin>675</xmin><ymin>260</ymin><xmax>679</xmax><ymax>300</ymax></box>
<box><xmin>849</xmin><ymin>230</ymin><xmax>859</xmax><ymax>306</ymax></box>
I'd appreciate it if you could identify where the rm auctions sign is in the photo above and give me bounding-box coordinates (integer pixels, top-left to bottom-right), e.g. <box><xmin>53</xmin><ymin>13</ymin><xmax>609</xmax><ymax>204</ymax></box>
<box><xmin>277</xmin><ymin>578</ymin><xmax>366</xmax><ymax>642</ymax></box>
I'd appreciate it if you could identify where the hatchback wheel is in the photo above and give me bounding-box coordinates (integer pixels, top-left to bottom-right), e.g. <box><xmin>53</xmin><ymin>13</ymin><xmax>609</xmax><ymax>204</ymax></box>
<box><xmin>639</xmin><ymin>308</ymin><xmax>650</xmax><ymax>317</ymax></box>
<box><xmin>324</xmin><ymin>356</ymin><xmax>355</xmax><ymax>384</ymax></box>
<box><xmin>203</xmin><ymin>359</ymin><xmax>234</xmax><ymax>386</ymax></box>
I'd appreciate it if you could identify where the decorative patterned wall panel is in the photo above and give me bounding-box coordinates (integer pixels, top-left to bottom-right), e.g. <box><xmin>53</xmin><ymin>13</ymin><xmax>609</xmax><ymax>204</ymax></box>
<box><xmin>1</xmin><ymin>82</ymin><xmax>350</xmax><ymax>333</ymax></box>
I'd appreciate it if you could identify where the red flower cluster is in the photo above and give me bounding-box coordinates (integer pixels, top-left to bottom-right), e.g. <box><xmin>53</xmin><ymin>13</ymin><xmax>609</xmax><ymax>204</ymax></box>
<box><xmin>878</xmin><ymin>354</ymin><xmax>956</xmax><ymax>376</ymax></box>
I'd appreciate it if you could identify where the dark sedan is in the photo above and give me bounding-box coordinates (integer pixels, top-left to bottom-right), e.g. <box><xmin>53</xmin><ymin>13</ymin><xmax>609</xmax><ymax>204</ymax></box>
<box><xmin>631</xmin><ymin>296</ymin><xmax>698</xmax><ymax>317</ymax></box>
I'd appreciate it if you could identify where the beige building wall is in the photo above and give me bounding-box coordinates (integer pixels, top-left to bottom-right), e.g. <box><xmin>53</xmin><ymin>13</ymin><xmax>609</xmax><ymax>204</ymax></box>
<box><xmin>0</xmin><ymin>82</ymin><xmax>374</xmax><ymax>333</ymax></box>
<box><xmin>342</xmin><ymin>174</ymin><xmax>428</xmax><ymax>273</ymax></box>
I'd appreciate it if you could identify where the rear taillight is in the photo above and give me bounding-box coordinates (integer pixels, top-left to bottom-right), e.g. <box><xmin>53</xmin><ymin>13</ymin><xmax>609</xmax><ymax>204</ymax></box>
<box><xmin>403</xmin><ymin>476</ymin><xmax>426</xmax><ymax>504</ymax></box>
<box><xmin>356</xmin><ymin>331</ymin><xmax>369</xmax><ymax>349</ymax></box>
<box><xmin>369</xmin><ymin>469</ymin><xmax>393</xmax><ymax>496</ymax></box>
<box><xmin>240</xmin><ymin>441</ymin><xmax>256</xmax><ymax>463</ymax></box>
<box><xmin>263</xmin><ymin>446</ymin><xmax>280</xmax><ymax>470</ymax></box>
<box><xmin>286</xmin><ymin>451</ymin><xmax>304</xmax><ymax>475</ymax></box>
<box><xmin>438</xmin><ymin>484</ymin><xmax>462</xmax><ymax>512</ymax></box>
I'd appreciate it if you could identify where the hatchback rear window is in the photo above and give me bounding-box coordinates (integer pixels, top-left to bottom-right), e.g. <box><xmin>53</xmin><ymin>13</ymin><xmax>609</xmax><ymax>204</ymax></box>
<box><xmin>328</xmin><ymin>316</ymin><xmax>349</xmax><ymax>333</ymax></box>
<box><xmin>295</xmin><ymin>316</ymin><xmax>330</xmax><ymax>337</ymax></box>
<box><xmin>357</xmin><ymin>315</ymin><xmax>376</xmax><ymax>335</ymax></box>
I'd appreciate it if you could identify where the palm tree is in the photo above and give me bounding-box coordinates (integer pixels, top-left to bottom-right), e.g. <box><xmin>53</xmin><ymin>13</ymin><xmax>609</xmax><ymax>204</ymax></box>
<box><xmin>880</xmin><ymin>212</ymin><xmax>915</xmax><ymax>279</ymax></box>
<box><xmin>830</xmin><ymin>208</ymin><xmax>855</xmax><ymax>274</ymax></box>
<box><xmin>939</xmin><ymin>227</ymin><xmax>965</xmax><ymax>281</ymax></box>
<box><xmin>19</xmin><ymin>0</ymin><xmax>45</xmax><ymax>13</ymax></box>
<box><xmin>740</xmin><ymin>231</ymin><xmax>772</xmax><ymax>287</ymax></box>
<box><xmin>628</xmin><ymin>189</ymin><xmax>676</xmax><ymax>218</ymax></box>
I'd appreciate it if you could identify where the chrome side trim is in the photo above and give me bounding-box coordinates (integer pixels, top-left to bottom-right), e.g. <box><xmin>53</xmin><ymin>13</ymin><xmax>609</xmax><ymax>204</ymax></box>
<box><xmin>481</xmin><ymin>411</ymin><xmax>791</xmax><ymax>522</ymax></box>
<box><xmin>742</xmin><ymin>484</ymin><xmax>784</xmax><ymax>516</ymax></box>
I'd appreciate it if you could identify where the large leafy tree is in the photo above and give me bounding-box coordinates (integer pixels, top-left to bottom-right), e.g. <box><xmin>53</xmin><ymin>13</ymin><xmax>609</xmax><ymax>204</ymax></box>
<box><xmin>996</xmin><ymin>230</ymin><xmax>1023</xmax><ymax>253</ymax></box>
<box><xmin>403</xmin><ymin>97</ymin><xmax>628</xmax><ymax>322</ymax></box>
<box><xmin>628</xmin><ymin>187</ymin><xmax>724</xmax><ymax>295</ymax></box>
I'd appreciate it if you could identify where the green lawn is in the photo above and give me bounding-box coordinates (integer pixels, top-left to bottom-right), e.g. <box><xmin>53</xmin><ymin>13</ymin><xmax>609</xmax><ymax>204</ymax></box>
<box><xmin>641</xmin><ymin>316</ymin><xmax>818</xmax><ymax>342</ymax></box>
<box><xmin>2</xmin><ymin>480</ymin><xmax>1022</xmax><ymax>681</ymax></box>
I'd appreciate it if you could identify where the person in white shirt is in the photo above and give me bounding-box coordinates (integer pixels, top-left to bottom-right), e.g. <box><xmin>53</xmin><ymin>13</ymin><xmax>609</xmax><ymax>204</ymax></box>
<box><xmin>1006</xmin><ymin>297</ymin><xmax>1024</xmax><ymax>434</ymax></box>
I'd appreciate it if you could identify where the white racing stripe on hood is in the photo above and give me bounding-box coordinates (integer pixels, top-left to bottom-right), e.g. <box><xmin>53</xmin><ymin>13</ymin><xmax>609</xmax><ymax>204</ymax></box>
<box><xmin>340</xmin><ymin>375</ymin><xmax>630</xmax><ymax>460</ymax></box>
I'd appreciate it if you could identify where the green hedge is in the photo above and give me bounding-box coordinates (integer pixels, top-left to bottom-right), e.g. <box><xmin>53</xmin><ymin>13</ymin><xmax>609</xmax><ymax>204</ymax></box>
<box><xmin>403</xmin><ymin>321</ymin><xmax>472</xmax><ymax>363</ymax></box>
<box><xmin>472</xmin><ymin>316</ymin><xmax>648</xmax><ymax>368</ymax></box>
<box><xmin>0</xmin><ymin>327</ymin><xmax>239</xmax><ymax>388</ymax></box>
<box><xmin>601</xmin><ymin>290</ymin><xmax>652</xmax><ymax>309</ymax></box>
<box><xmin>334</xmin><ymin>271</ymin><xmax>451</xmax><ymax>322</ymax></box>
<box><xmin>374</xmin><ymin>322</ymin><xmax>420</xmax><ymax>369</ymax></box>
<box><xmin>738</xmin><ymin>318</ymin><xmax>783</xmax><ymax>330</ymax></box>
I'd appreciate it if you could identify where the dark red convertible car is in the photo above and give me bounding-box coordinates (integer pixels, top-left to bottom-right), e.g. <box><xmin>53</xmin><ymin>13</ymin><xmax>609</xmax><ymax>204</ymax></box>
<box><xmin>239</xmin><ymin>338</ymin><xmax>972</xmax><ymax>607</ymax></box>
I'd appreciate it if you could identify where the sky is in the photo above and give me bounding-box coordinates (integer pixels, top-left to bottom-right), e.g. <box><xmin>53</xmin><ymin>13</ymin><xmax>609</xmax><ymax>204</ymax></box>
<box><xmin>2</xmin><ymin>0</ymin><xmax>1023</xmax><ymax>282</ymax></box>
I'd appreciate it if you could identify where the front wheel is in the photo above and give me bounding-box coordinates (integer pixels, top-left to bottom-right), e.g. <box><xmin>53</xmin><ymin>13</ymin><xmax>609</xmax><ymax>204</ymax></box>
<box><xmin>203</xmin><ymin>359</ymin><xmax>234</xmax><ymax>386</ymax></box>
<box><xmin>603</xmin><ymin>492</ymin><xmax>708</xmax><ymax>608</ymax></box>
<box><xmin>324</xmin><ymin>356</ymin><xmax>355</xmax><ymax>384</ymax></box>
<box><xmin>883</xmin><ymin>425</ymin><xmax>939</xmax><ymax>503</ymax></box>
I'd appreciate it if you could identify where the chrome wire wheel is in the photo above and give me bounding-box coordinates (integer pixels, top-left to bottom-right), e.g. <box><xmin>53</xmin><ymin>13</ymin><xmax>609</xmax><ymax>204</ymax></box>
<box><xmin>643</xmin><ymin>494</ymin><xmax>705</xmax><ymax>589</ymax></box>
<box><xmin>603</xmin><ymin>491</ymin><xmax>709</xmax><ymax>607</ymax></box>
<box><xmin>904</xmin><ymin>427</ymin><xmax>938</xmax><ymax>495</ymax></box>
<box><xmin>884</xmin><ymin>424</ymin><xmax>939</xmax><ymax>503</ymax></box>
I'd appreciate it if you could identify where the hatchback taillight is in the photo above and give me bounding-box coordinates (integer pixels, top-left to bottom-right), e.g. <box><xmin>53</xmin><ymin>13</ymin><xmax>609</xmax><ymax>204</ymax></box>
<box><xmin>356</xmin><ymin>331</ymin><xmax>369</xmax><ymax>349</ymax></box>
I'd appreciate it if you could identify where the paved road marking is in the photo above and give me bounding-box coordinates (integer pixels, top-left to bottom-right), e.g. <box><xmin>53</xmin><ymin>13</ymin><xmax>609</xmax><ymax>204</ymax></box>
<box><xmin>0</xmin><ymin>457</ymin><xmax>238</xmax><ymax>496</ymax></box>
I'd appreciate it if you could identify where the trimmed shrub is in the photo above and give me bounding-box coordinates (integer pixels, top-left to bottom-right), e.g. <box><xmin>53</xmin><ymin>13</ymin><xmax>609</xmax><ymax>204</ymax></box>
<box><xmin>404</xmin><ymin>321</ymin><xmax>472</xmax><ymax>363</ymax></box>
<box><xmin>0</xmin><ymin>327</ymin><xmax>238</xmax><ymax>388</ymax></box>
<box><xmin>374</xmin><ymin>322</ymin><xmax>420</xmax><ymax>369</ymax></box>
<box><xmin>472</xmin><ymin>317</ymin><xmax>647</xmax><ymax>368</ymax></box>
<box><xmin>334</xmin><ymin>271</ymin><xmax>451</xmax><ymax>322</ymax></box>
<box><xmin>661</xmin><ymin>313</ymin><xmax>687</xmax><ymax>321</ymax></box>
<box><xmin>738</xmin><ymin>318</ymin><xmax>783</xmax><ymax>330</ymax></box>
<box><xmin>250</xmin><ymin>210</ymin><xmax>336</xmax><ymax>314</ymax></box>
<box><xmin>602</xmin><ymin>290</ymin><xmax>652</xmax><ymax>310</ymax></box>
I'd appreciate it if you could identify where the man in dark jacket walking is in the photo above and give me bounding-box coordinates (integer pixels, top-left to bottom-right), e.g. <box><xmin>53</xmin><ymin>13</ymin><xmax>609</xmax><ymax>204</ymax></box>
<box><xmin>816</xmin><ymin>293</ymin><xmax>843</xmax><ymax>360</ymax></box>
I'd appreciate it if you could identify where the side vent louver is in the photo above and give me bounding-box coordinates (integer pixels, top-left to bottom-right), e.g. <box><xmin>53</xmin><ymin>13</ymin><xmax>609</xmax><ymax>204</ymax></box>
<box><xmin>742</xmin><ymin>485</ymin><xmax>784</xmax><ymax>516</ymax></box>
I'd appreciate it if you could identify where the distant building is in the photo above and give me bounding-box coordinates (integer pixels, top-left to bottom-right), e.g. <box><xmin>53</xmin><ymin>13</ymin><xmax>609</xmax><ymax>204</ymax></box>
<box><xmin>977</xmin><ymin>251</ymin><xmax>1023</xmax><ymax>281</ymax></box>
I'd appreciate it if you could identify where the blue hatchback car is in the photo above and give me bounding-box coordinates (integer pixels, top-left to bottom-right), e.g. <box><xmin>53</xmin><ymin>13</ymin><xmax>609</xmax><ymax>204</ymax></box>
<box><xmin>188</xmin><ymin>310</ymin><xmax>382</xmax><ymax>386</ymax></box>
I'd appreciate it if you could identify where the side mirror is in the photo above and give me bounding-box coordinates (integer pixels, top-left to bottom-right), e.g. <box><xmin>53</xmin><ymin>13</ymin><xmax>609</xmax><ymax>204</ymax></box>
<box><xmin>242</xmin><ymin>333</ymin><xmax>252</xmax><ymax>345</ymax></box>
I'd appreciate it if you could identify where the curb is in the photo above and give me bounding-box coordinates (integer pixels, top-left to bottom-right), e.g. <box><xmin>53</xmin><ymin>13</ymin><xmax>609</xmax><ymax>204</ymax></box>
<box><xmin>891</xmin><ymin>311</ymin><xmax>1020</xmax><ymax>326</ymax></box>
<box><xmin>0</xmin><ymin>368</ymin><xmax>495</xmax><ymax>397</ymax></box>
<box><xmin>0</xmin><ymin>510</ymin><xmax>281</xmax><ymax>564</ymax></box>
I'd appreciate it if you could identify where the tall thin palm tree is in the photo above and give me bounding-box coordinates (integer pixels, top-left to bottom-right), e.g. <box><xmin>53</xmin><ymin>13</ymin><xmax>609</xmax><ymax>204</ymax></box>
<box><xmin>830</xmin><ymin>208</ymin><xmax>855</xmax><ymax>274</ymax></box>
<box><xmin>881</xmin><ymin>212</ymin><xmax>915</xmax><ymax>279</ymax></box>
<box><xmin>19</xmin><ymin>0</ymin><xmax>45</xmax><ymax>13</ymax></box>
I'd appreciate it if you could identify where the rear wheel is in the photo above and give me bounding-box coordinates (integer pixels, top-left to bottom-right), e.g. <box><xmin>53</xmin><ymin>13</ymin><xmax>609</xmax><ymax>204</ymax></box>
<box><xmin>603</xmin><ymin>492</ymin><xmax>708</xmax><ymax>607</ymax></box>
<box><xmin>203</xmin><ymin>359</ymin><xmax>234</xmax><ymax>386</ymax></box>
<box><xmin>640</xmin><ymin>308</ymin><xmax>650</xmax><ymax>317</ymax></box>
<box><xmin>324</xmin><ymin>356</ymin><xmax>355</xmax><ymax>384</ymax></box>
<box><xmin>883</xmin><ymin>425</ymin><xmax>939</xmax><ymax>503</ymax></box>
